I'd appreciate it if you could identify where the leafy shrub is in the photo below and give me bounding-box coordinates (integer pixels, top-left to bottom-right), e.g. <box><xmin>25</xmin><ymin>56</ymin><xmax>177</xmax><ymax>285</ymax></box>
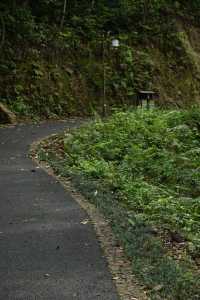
<box><xmin>60</xmin><ymin>108</ymin><xmax>200</xmax><ymax>298</ymax></box>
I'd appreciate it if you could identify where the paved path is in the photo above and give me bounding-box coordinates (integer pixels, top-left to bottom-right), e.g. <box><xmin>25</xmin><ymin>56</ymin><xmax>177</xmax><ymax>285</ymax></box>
<box><xmin>0</xmin><ymin>121</ymin><xmax>119</xmax><ymax>300</ymax></box>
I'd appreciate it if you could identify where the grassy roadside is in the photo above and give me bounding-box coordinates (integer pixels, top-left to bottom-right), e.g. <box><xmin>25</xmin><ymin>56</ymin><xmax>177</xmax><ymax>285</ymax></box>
<box><xmin>36</xmin><ymin>108</ymin><xmax>200</xmax><ymax>299</ymax></box>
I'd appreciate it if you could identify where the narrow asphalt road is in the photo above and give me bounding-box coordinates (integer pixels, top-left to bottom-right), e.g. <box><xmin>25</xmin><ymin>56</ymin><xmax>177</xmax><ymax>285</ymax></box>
<box><xmin>0</xmin><ymin>121</ymin><xmax>119</xmax><ymax>300</ymax></box>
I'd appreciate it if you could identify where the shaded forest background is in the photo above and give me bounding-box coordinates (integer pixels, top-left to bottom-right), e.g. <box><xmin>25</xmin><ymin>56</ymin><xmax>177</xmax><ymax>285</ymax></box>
<box><xmin>1</xmin><ymin>0</ymin><xmax>200</xmax><ymax>118</ymax></box>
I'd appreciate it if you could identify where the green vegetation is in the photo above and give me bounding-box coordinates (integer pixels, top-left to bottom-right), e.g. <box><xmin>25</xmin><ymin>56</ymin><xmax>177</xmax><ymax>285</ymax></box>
<box><xmin>1</xmin><ymin>1</ymin><xmax>200</xmax><ymax>118</ymax></box>
<box><xmin>37</xmin><ymin>108</ymin><xmax>200</xmax><ymax>299</ymax></box>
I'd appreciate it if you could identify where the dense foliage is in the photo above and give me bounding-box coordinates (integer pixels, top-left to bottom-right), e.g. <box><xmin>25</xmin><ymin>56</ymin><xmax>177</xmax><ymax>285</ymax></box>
<box><xmin>64</xmin><ymin>108</ymin><xmax>200</xmax><ymax>254</ymax></box>
<box><xmin>38</xmin><ymin>107</ymin><xmax>200</xmax><ymax>298</ymax></box>
<box><xmin>1</xmin><ymin>1</ymin><xmax>200</xmax><ymax>117</ymax></box>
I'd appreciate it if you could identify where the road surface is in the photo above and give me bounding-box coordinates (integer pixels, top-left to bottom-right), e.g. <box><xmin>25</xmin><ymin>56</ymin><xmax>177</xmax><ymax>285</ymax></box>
<box><xmin>0</xmin><ymin>121</ymin><xmax>119</xmax><ymax>300</ymax></box>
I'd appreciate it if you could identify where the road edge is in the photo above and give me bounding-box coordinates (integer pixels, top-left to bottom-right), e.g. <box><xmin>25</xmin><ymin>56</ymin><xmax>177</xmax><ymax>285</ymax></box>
<box><xmin>30</xmin><ymin>136</ymin><xmax>148</xmax><ymax>300</ymax></box>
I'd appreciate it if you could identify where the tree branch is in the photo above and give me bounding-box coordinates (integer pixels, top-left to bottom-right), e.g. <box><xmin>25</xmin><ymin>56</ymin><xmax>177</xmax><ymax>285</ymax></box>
<box><xmin>0</xmin><ymin>14</ymin><xmax>5</xmax><ymax>51</ymax></box>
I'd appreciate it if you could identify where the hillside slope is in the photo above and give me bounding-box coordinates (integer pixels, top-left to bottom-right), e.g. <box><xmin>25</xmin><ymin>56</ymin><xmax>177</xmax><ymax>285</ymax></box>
<box><xmin>0</xmin><ymin>1</ymin><xmax>200</xmax><ymax>118</ymax></box>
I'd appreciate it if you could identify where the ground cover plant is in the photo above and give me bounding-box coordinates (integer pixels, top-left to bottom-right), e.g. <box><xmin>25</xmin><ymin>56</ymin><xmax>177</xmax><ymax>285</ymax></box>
<box><xmin>37</xmin><ymin>108</ymin><xmax>200</xmax><ymax>299</ymax></box>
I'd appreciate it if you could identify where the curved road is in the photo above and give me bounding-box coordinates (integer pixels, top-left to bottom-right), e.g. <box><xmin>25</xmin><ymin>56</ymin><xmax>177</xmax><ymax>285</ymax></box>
<box><xmin>0</xmin><ymin>121</ymin><xmax>119</xmax><ymax>300</ymax></box>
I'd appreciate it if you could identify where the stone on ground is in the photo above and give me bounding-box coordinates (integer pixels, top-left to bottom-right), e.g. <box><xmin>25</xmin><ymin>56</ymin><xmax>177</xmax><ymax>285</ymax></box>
<box><xmin>0</xmin><ymin>102</ymin><xmax>16</xmax><ymax>124</ymax></box>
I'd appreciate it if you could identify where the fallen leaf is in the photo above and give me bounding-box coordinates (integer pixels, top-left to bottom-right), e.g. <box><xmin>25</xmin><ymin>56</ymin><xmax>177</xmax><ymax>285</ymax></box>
<box><xmin>153</xmin><ymin>284</ymin><xmax>163</xmax><ymax>291</ymax></box>
<box><xmin>81</xmin><ymin>219</ymin><xmax>89</xmax><ymax>225</ymax></box>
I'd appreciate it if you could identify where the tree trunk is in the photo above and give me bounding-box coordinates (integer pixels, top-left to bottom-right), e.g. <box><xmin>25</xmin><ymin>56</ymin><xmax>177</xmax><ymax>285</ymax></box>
<box><xmin>60</xmin><ymin>0</ymin><xmax>67</xmax><ymax>28</ymax></box>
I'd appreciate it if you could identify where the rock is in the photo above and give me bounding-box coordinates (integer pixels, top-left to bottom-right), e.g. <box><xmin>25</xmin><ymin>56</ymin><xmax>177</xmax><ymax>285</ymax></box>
<box><xmin>170</xmin><ymin>231</ymin><xmax>185</xmax><ymax>243</ymax></box>
<box><xmin>0</xmin><ymin>103</ymin><xmax>16</xmax><ymax>124</ymax></box>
